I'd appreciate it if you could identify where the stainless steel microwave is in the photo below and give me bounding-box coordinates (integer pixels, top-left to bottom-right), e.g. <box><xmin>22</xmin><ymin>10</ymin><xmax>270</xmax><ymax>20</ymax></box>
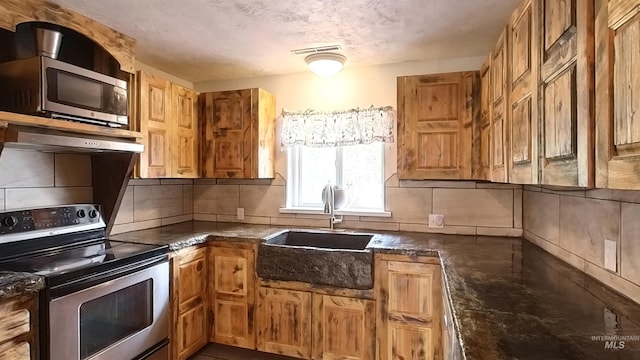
<box><xmin>0</xmin><ymin>56</ymin><xmax>128</xmax><ymax>128</ymax></box>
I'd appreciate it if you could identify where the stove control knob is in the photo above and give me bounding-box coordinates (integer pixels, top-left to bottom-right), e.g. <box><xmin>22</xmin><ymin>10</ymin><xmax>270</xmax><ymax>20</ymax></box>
<box><xmin>77</xmin><ymin>209</ymin><xmax>87</xmax><ymax>218</ymax></box>
<box><xmin>88</xmin><ymin>209</ymin><xmax>99</xmax><ymax>219</ymax></box>
<box><xmin>3</xmin><ymin>216</ymin><xmax>18</xmax><ymax>227</ymax></box>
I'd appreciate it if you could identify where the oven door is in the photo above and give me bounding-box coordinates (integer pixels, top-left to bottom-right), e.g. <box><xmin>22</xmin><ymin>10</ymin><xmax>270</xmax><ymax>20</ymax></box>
<box><xmin>49</xmin><ymin>260</ymin><xmax>169</xmax><ymax>360</ymax></box>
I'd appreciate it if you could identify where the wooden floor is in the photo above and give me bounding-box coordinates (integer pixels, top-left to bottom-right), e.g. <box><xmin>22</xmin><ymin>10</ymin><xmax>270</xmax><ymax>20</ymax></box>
<box><xmin>188</xmin><ymin>344</ymin><xmax>298</xmax><ymax>360</ymax></box>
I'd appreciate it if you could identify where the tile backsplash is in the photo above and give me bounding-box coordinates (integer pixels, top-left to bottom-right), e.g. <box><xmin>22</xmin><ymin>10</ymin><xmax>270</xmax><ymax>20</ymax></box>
<box><xmin>110</xmin><ymin>179</ymin><xmax>194</xmax><ymax>234</ymax></box>
<box><xmin>0</xmin><ymin>149</ymin><xmax>93</xmax><ymax>210</ymax></box>
<box><xmin>523</xmin><ymin>186</ymin><xmax>640</xmax><ymax>304</ymax></box>
<box><xmin>0</xmin><ymin>149</ymin><xmax>193</xmax><ymax>233</ymax></box>
<box><xmin>192</xmin><ymin>174</ymin><xmax>523</xmax><ymax>236</ymax></box>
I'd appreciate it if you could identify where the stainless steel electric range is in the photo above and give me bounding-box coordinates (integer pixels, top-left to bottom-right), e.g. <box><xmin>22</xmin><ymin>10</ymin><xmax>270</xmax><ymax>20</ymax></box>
<box><xmin>0</xmin><ymin>204</ymin><xmax>169</xmax><ymax>360</ymax></box>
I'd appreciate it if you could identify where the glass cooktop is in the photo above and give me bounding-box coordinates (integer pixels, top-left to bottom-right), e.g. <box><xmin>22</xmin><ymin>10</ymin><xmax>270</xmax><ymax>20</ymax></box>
<box><xmin>0</xmin><ymin>239</ymin><xmax>166</xmax><ymax>277</ymax></box>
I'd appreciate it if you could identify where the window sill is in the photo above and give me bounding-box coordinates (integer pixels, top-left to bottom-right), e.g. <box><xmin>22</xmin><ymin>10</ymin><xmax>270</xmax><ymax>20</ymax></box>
<box><xmin>279</xmin><ymin>207</ymin><xmax>392</xmax><ymax>218</ymax></box>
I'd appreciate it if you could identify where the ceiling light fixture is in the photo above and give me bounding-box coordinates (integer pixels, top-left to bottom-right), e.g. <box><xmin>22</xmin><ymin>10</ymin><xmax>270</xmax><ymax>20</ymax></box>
<box><xmin>304</xmin><ymin>52</ymin><xmax>347</xmax><ymax>77</ymax></box>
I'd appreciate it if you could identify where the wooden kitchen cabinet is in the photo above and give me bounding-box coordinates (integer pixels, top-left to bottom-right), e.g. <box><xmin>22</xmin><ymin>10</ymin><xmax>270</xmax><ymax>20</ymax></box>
<box><xmin>138</xmin><ymin>71</ymin><xmax>199</xmax><ymax>178</ymax></box>
<box><xmin>256</xmin><ymin>287</ymin><xmax>312</xmax><ymax>358</ymax></box>
<box><xmin>508</xmin><ymin>0</ymin><xmax>539</xmax><ymax>184</ymax></box>
<box><xmin>476</xmin><ymin>55</ymin><xmax>492</xmax><ymax>180</ymax></box>
<box><xmin>256</xmin><ymin>279</ymin><xmax>375</xmax><ymax>360</ymax></box>
<box><xmin>491</xmin><ymin>27</ymin><xmax>509</xmax><ymax>183</ymax></box>
<box><xmin>375</xmin><ymin>254</ymin><xmax>443</xmax><ymax>360</ymax></box>
<box><xmin>503</xmin><ymin>0</ymin><xmax>594</xmax><ymax>187</ymax></box>
<box><xmin>139</xmin><ymin>71</ymin><xmax>171</xmax><ymax>178</ymax></box>
<box><xmin>595</xmin><ymin>0</ymin><xmax>640</xmax><ymax>189</ymax></box>
<box><xmin>397</xmin><ymin>71</ymin><xmax>477</xmax><ymax>180</ymax></box>
<box><xmin>312</xmin><ymin>294</ymin><xmax>375</xmax><ymax>360</ymax></box>
<box><xmin>209</xmin><ymin>243</ymin><xmax>256</xmax><ymax>349</ymax></box>
<box><xmin>171</xmin><ymin>246</ymin><xmax>208</xmax><ymax>360</ymax></box>
<box><xmin>0</xmin><ymin>294</ymin><xmax>38</xmax><ymax>360</ymax></box>
<box><xmin>538</xmin><ymin>0</ymin><xmax>594</xmax><ymax>187</ymax></box>
<box><xmin>171</xmin><ymin>84</ymin><xmax>199</xmax><ymax>178</ymax></box>
<box><xmin>199</xmin><ymin>88</ymin><xmax>276</xmax><ymax>179</ymax></box>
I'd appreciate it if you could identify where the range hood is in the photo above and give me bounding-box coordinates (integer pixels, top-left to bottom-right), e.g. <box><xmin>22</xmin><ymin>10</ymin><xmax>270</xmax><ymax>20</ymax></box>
<box><xmin>0</xmin><ymin>125</ymin><xmax>143</xmax><ymax>153</ymax></box>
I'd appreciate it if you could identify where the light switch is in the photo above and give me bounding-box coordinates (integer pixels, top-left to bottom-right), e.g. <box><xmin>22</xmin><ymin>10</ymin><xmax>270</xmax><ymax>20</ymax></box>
<box><xmin>237</xmin><ymin>208</ymin><xmax>245</xmax><ymax>220</ymax></box>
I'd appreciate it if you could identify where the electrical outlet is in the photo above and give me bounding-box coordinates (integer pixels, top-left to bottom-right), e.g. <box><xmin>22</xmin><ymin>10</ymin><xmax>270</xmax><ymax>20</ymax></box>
<box><xmin>604</xmin><ymin>239</ymin><xmax>617</xmax><ymax>272</ymax></box>
<box><xmin>429</xmin><ymin>214</ymin><xmax>444</xmax><ymax>229</ymax></box>
<box><xmin>237</xmin><ymin>208</ymin><xmax>245</xmax><ymax>220</ymax></box>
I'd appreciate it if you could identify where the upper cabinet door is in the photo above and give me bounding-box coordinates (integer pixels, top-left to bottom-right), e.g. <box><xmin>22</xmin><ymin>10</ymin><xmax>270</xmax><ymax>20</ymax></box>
<box><xmin>138</xmin><ymin>71</ymin><xmax>171</xmax><ymax>178</ymax></box>
<box><xmin>508</xmin><ymin>0</ymin><xmax>539</xmax><ymax>184</ymax></box>
<box><xmin>477</xmin><ymin>55</ymin><xmax>492</xmax><ymax>180</ymax></box>
<box><xmin>491</xmin><ymin>28</ymin><xmax>509</xmax><ymax>183</ymax></box>
<box><xmin>397</xmin><ymin>71</ymin><xmax>476</xmax><ymax>180</ymax></box>
<box><xmin>199</xmin><ymin>88</ymin><xmax>276</xmax><ymax>179</ymax></box>
<box><xmin>595</xmin><ymin>0</ymin><xmax>640</xmax><ymax>189</ymax></box>
<box><xmin>539</xmin><ymin>0</ymin><xmax>595</xmax><ymax>187</ymax></box>
<box><xmin>171</xmin><ymin>84</ymin><xmax>199</xmax><ymax>178</ymax></box>
<box><xmin>200</xmin><ymin>89</ymin><xmax>252</xmax><ymax>178</ymax></box>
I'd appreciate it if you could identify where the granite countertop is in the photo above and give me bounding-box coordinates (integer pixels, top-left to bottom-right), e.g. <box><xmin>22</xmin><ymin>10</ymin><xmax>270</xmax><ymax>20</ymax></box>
<box><xmin>109</xmin><ymin>221</ymin><xmax>284</xmax><ymax>250</ymax></box>
<box><xmin>0</xmin><ymin>271</ymin><xmax>45</xmax><ymax>301</ymax></box>
<box><xmin>109</xmin><ymin>222</ymin><xmax>640</xmax><ymax>358</ymax></box>
<box><xmin>370</xmin><ymin>232</ymin><xmax>640</xmax><ymax>359</ymax></box>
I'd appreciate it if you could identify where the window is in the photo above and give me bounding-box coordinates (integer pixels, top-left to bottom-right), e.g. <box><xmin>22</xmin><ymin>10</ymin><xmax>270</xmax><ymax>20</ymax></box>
<box><xmin>287</xmin><ymin>142</ymin><xmax>384</xmax><ymax>211</ymax></box>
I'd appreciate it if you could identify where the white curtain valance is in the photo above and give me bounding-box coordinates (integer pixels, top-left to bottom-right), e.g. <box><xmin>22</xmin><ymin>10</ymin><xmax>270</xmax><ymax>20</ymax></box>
<box><xmin>280</xmin><ymin>106</ymin><xmax>395</xmax><ymax>148</ymax></box>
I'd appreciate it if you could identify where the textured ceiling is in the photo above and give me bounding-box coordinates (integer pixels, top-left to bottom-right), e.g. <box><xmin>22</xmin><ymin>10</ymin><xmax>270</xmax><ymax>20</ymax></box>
<box><xmin>51</xmin><ymin>0</ymin><xmax>519</xmax><ymax>82</ymax></box>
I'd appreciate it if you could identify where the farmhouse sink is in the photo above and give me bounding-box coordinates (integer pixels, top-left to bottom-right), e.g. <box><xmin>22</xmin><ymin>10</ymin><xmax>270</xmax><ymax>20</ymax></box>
<box><xmin>265</xmin><ymin>230</ymin><xmax>373</xmax><ymax>250</ymax></box>
<box><xmin>257</xmin><ymin>230</ymin><xmax>374</xmax><ymax>289</ymax></box>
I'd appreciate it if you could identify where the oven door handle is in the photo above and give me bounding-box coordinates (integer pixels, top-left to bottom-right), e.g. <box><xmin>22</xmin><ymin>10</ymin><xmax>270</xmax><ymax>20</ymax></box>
<box><xmin>49</xmin><ymin>254</ymin><xmax>168</xmax><ymax>298</ymax></box>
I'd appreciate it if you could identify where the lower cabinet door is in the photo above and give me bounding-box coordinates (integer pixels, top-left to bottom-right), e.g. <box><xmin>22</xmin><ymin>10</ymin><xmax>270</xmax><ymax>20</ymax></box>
<box><xmin>176</xmin><ymin>302</ymin><xmax>207</xmax><ymax>360</ymax></box>
<box><xmin>172</xmin><ymin>247</ymin><xmax>208</xmax><ymax>360</ymax></box>
<box><xmin>388</xmin><ymin>322</ymin><xmax>433</xmax><ymax>360</ymax></box>
<box><xmin>212</xmin><ymin>299</ymin><xmax>251</xmax><ymax>348</ymax></box>
<box><xmin>209</xmin><ymin>246</ymin><xmax>255</xmax><ymax>349</ymax></box>
<box><xmin>376</xmin><ymin>258</ymin><xmax>443</xmax><ymax>360</ymax></box>
<box><xmin>256</xmin><ymin>287</ymin><xmax>311</xmax><ymax>359</ymax></box>
<box><xmin>312</xmin><ymin>294</ymin><xmax>375</xmax><ymax>360</ymax></box>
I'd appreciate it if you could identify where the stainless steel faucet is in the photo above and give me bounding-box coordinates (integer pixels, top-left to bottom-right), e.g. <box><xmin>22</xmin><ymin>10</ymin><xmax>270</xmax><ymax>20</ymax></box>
<box><xmin>322</xmin><ymin>184</ymin><xmax>343</xmax><ymax>230</ymax></box>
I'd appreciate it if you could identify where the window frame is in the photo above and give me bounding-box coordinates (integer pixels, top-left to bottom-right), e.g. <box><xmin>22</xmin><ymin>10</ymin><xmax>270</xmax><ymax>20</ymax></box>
<box><xmin>285</xmin><ymin>143</ymin><xmax>386</xmax><ymax>212</ymax></box>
